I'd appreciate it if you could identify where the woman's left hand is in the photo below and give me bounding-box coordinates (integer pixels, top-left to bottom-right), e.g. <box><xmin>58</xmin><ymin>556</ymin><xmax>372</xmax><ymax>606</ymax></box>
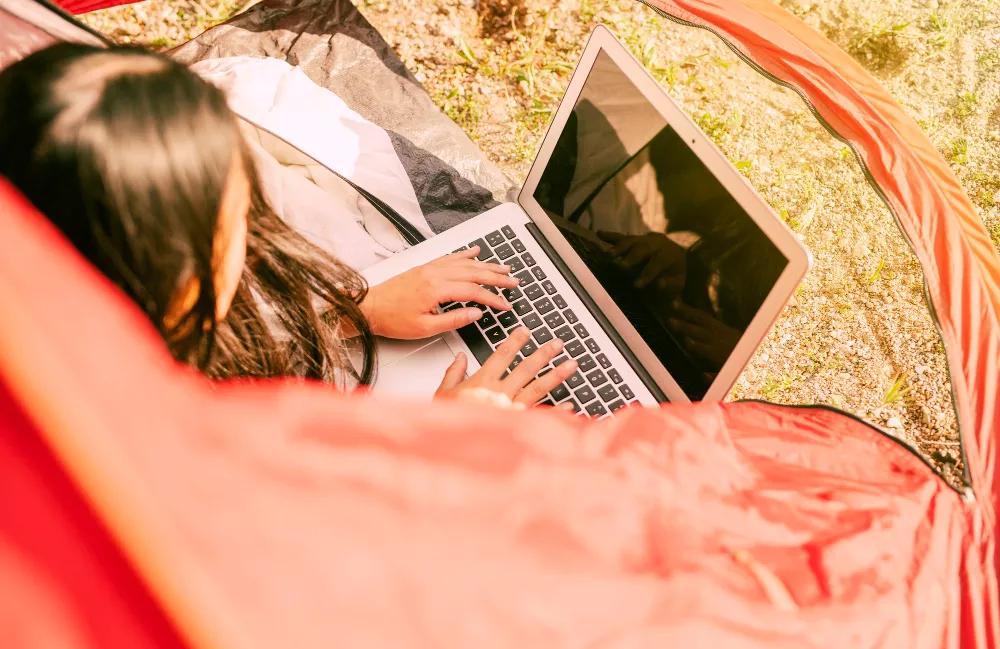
<box><xmin>361</xmin><ymin>246</ymin><xmax>520</xmax><ymax>340</ymax></box>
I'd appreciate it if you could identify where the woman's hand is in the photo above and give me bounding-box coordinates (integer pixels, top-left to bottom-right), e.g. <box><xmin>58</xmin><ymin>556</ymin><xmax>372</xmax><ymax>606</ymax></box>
<box><xmin>667</xmin><ymin>302</ymin><xmax>742</xmax><ymax>371</ymax></box>
<box><xmin>435</xmin><ymin>327</ymin><xmax>579</xmax><ymax>408</ymax></box>
<box><xmin>361</xmin><ymin>247</ymin><xmax>519</xmax><ymax>339</ymax></box>
<box><xmin>598</xmin><ymin>231</ymin><xmax>687</xmax><ymax>295</ymax></box>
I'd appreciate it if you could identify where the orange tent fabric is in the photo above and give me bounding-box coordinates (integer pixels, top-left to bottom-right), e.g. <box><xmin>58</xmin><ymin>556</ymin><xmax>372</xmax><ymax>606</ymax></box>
<box><xmin>3</xmin><ymin>0</ymin><xmax>1000</xmax><ymax>647</ymax></box>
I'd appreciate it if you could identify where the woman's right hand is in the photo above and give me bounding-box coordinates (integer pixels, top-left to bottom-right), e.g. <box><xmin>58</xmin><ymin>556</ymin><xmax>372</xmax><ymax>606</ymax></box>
<box><xmin>435</xmin><ymin>327</ymin><xmax>579</xmax><ymax>408</ymax></box>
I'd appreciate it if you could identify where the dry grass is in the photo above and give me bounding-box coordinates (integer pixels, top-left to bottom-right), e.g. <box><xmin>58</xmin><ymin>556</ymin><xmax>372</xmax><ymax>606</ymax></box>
<box><xmin>79</xmin><ymin>0</ymin><xmax>1000</xmax><ymax>487</ymax></box>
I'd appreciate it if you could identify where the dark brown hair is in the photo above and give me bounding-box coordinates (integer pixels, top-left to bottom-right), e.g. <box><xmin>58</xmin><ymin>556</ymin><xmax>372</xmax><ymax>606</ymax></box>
<box><xmin>0</xmin><ymin>42</ymin><xmax>376</xmax><ymax>384</ymax></box>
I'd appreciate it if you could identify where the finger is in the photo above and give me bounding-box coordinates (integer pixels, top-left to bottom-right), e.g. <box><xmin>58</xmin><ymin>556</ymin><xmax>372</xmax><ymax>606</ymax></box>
<box><xmin>619</xmin><ymin>242</ymin><xmax>657</xmax><ymax>269</ymax></box>
<box><xmin>436</xmin><ymin>352</ymin><xmax>469</xmax><ymax>394</ymax></box>
<box><xmin>635</xmin><ymin>255</ymin><xmax>683</xmax><ymax>289</ymax></box>
<box><xmin>419</xmin><ymin>307</ymin><xmax>485</xmax><ymax>337</ymax></box>
<box><xmin>446</xmin><ymin>246</ymin><xmax>482</xmax><ymax>261</ymax></box>
<box><xmin>513</xmin><ymin>358</ymin><xmax>579</xmax><ymax>406</ymax></box>
<box><xmin>672</xmin><ymin>302</ymin><xmax>717</xmax><ymax>326</ymax></box>
<box><xmin>442</xmin><ymin>283</ymin><xmax>511</xmax><ymax>311</ymax></box>
<box><xmin>505</xmin><ymin>338</ymin><xmax>565</xmax><ymax>391</ymax></box>
<box><xmin>455</xmin><ymin>259</ymin><xmax>513</xmax><ymax>274</ymax></box>
<box><xmin>667</xmin><ymin>317</ymin><xmax>709</xmax><ymax>342</ymax></box>
<box><xmin>685</xmin><ymin>338</ymin><xmax>719</xmax><ymax>364</ymax></box>
<box><xmin>478</xmin><ymin>327</ymin><xmax>531</xmax><ymax>376</ymax></box>
<box><xmin>611</xmin><ymin>237</ymin><xmax>642</xmax><ymax>258</ymax></box>
<box><xmin>446</xmin><ymin>267</ymin><xmax>520</xmax><ymax>289</ymax></box>
<box><xmin>557</xmin><ymin>401</ymin><xmax>576</xmax><ymax>411</ymax></box>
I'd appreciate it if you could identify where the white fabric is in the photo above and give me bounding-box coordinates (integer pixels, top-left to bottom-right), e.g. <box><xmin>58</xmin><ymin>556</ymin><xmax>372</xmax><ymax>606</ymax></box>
<box><xmin>191</xmin><ymin>56</ymin><xmax>433</xmax><ymax>270</ymax></box>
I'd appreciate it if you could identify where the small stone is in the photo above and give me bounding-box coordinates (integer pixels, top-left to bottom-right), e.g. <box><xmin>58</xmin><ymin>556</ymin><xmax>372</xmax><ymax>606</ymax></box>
<box><xmin>414</xmin><ymin>71</ymin><xmax>427</xmax><ymax>83</ymax></box>
<box><xmin>915</xmin><ymin>365</ymin><xmax>929</xmax><ymax>375</ymax></box>
<box><xmin>921</xmin><ymin>406</ymin><xmax>932</xmax><ymax>426</ymax></box>
<box><xmin>887</xmin><ymin>417</ymin><xmax>903</xmax><ymax>429</ymax></box>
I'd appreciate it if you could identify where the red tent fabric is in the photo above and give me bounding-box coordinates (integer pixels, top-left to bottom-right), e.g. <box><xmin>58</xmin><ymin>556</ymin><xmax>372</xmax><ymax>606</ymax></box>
<box><xmin>2</xmin><ymin>0</ymin><xmax>999</xmax><ymax>647</ymax></box>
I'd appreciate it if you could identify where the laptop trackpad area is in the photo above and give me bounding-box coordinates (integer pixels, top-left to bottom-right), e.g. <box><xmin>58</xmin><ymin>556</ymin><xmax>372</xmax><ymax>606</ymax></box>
<box><xmin>370</xmin><ymin>336</ymin><xmax>459</xmax><ymax>401</ymax></box>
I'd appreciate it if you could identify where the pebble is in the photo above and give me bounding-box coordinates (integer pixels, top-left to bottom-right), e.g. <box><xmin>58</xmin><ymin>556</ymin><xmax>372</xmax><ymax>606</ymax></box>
<box><xmin>887</xmin><ymin>417</ymin><xmax>903</xmax><ymax>429</ymax></box>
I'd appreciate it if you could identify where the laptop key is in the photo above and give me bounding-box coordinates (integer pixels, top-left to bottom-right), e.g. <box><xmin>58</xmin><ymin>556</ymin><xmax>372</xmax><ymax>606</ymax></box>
<box><xmin>509</xmin><ymin>354</ymin><xmax>523</xmax><ymax>371</ymax></box>
<box><xmin>597</xmin><ymin>384</ymin><xmax>618</xmax><ymax>402</ymax></box>
<box><xmin>542</xmin><ymin>280</ymin><xmax>557</xmax><ymax>295</ymax></box>
<box><xmin>535</xmin><ymin>298</ymin><xmax>554</xmax><ymax>315</ymax></box>
<box><xmin>498</xmin><ymin>311</ymin><xmax>518</xmax><ymax>328</ymax></box>
<box><xmin>539</xmin><ymin>399</ymin><xmax>555</xmax><ymax>407</ymax></box>
<box><xmin>574</xmin><ymin>323</ymin><xmax>589</xmax><ymax>338</ymax></box>
<box><xmin>524</xmin><ymin>284</ymin><xmax>544</xmax><ymax>301</ymax></box>
<box><xmin>587</xmin><ymin>369</ymin><xmax>608</xmax><ymax>387</ymax></box>
<box><xmin>553</xmin><ymin>295</ymin><xmax>568</xmax><ymax>309</ymax></box>
<box><xmin>553</xmin><ymin>325</ymin><xmax>576</xmax><ymax>343</ymax></box>
<box><xmin>532</xmin><ymin>267</ymin><xmax>547</xmax><ymax>281</ymax></box>
<box><xmin>577</xmin><ymin>354</ymin><xmax>597</xmax><ymax>372</ymax></box>
<box><xmin>585</xmin><ymin>401</ymin><xmax>608</xmax><ymax>417</ymax></box>
<box><xmin>565</xmin><ymin>340</ymin><xmax>586</xmax><ymax>357</ymax></box>
<box><xmin>494</xmin><ymin>243</ymin><xmax>515</xmax><ymax>260</ymax></box>
<box><xmin>566</xmin><ymin>372</ymin><xmax>585</xmax><ymax>389</ymax></box>
<box><xmin>550</xmin><ymin>383</ymin><xmax>571</xmax><ymax>401</ymax></box>
<box><xmin>552</xmin><ymin>355</ymin><xmax>569</xmax><ymax>367</ymax></box>
<box><xmin>520</xmin><ymin>340</ymin><xmax>538</xmax><ymax>357</ymax></box>
<box><xmin>522</xmin><ymin>313</ymin><xmax>543</xmax><ymax>329</ymax></box>
<box><xmin>511</xmin><ymin>238</ymin><xmax>526</xmax><ymax>253</ymax></box>
<box><xmin>620</xmin><ymin>385</ymin><xmax>635</xmax><ymax>400</ymax></box>
<box><xmin>443</xmin><ymin>303</ymin><xmax>462</xmax><ymax>312</ymax></box>
<box><xmin>485</xmin><ymin>285</ymin><xmax>499</xmax><ymax>295</ymax></box>
<box><xmin>456</xmin><ymin>324</ymin><xmax>493</xmax><ymax>366</ymax></box>
<box><xmin>544</xmin><ymin>312</ymin><xmax>565</xmax><ymax>329</ymax></box>
<box><xmin>597</xmin><ymin>354</ymin><xmax>612</xmax><ymax>369</ymax></box>
<box><xmin>469</xmin><ymin>239</ymin><xmax>491</xmax><ymax>260</ymax></box>
<box><xmin>564</xmin><ymin>309</ymin><xmax>578</xmax><ymax>324</ymax></box>
<box><xmin>608</xmin><ymin>399</ymin><xmax>627</xmax><ymax>413</ymax></box>
<box><xmin>501</xmin><ymin>225</ymin><xmax>517</xmax><ymax>240</ymax></box>
<box><xmin>532</xmin><ymin>328</ymin><xmax>554</xmax><ymax>344</ymax></box>
<box><xmin>538</xmin><ymin>367</ymin><xmax>552</xmax><ymax>377</ymax></box>
<box><xmin>502</xmin><ymin>287</ymin><xmax>523</xmax><ymax>302</ymax></box>
<box><xmin>508</xmin><ymin>256</ymin><xmax>525</xmax><ymax>273</ymax></box>
<box><xmin>453</xmin><ymin>246</ymin><xmax>467</xmax><ymax>253</ymax></box>
<box><xmin>522</xmin><ymin>253</ymin><xmax>537</xmax><ymax>267</ymax></box>
<box><xmin>514</xmin><ymin>270</ymin><xmax>535</xmax><ymax>286</ymax></box>
<box><xmin>585</xmin><ymin>339</ymin><xmax>600</xmax><ymax>354</ymax></box>
<box><xmin>574</xmin><ymin>385</ymin><xmax>597</xmax><ymax>404</ymax></box>
<box><xmin>512</xmin><ymin>299</ymin><xmax>533</xmax><ymax>316</ymax></box>
<box><xmin>477</xmin><ymin>312</ymin><xmax>497</xmax><ymax>329</ymax></box>
<box><xmin>486</xmin><ymin>230</ymin><xmax>505</xmax><ymax>247</ymax></box>
<box><xmin>608</xmin><ymin>368</ymin><xmax>623</xmax><ymax>384</ymax></box>
<box><xmin>485</xmin><ymin>327</ymin><xmax>507</xmax><ymax>345</ymax></box>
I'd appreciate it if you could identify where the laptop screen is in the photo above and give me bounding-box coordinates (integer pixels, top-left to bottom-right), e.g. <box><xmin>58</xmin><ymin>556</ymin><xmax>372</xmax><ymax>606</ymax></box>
<box><xmin>532</xmin><ymin>50</ymin><xmax>789</xmax><ymax>401</ymax></box>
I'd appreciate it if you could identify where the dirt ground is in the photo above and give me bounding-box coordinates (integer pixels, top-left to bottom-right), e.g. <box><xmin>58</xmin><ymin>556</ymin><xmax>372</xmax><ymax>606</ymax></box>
<box><xmin>79</xmin><ymin>0</ymin><xmax>1000</xmax><ymax>487</ymax></box>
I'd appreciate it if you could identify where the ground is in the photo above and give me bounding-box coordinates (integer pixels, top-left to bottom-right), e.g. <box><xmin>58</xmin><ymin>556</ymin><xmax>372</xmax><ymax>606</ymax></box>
<box><xmin>79</xmin><ymin>0</ymin><xmax>1000</xmax><ymax>486</ymax></box>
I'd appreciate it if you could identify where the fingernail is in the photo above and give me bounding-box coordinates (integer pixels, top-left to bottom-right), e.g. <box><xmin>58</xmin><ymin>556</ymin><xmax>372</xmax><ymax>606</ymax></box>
<box><xmin>552</xmin><ymin>339</ymin><xmax>564</xmax><ymax>351</ymax></box>
<box><xmin>567</xmin><ymin>360</ymin><xmax>578</xmax><ymax>370</ymax></box>
<box><xmin>467</xmin><ymin>309</ymin><xmax>483</xmax><ymax>322</ymax></box>
<box><xmin>517</xmin><ymin>326</ymin><xmax>529</xmax><ymax>335</ymax></box>
<box><xmin>503</xmin><ymin>300</ymin><xmax>513</xmax><ymax>309</ymax></box>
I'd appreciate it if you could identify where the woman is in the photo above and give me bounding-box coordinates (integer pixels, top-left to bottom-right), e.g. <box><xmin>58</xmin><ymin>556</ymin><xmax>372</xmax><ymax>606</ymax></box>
<box><xmin>0</xmin><ymin>42</ymin><xmax>577</xmax><ymax>407</ymax></box>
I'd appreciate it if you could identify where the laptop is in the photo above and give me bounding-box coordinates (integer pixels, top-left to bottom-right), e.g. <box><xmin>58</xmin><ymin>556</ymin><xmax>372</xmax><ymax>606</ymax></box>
<box><xmin>356</xmin><ymin>25</ymin><xmax>811</xmax><ymax>414</ymax></box>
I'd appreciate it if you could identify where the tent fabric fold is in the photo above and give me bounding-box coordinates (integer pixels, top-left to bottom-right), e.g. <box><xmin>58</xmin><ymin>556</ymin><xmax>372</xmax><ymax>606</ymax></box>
<box><xmin>2</xmin><ymin>0</ymin><xmax>1000</xmax><ymax>647</ymax></box>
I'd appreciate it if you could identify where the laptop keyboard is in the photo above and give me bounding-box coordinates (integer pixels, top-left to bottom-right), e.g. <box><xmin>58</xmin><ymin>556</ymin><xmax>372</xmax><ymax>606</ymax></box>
<box><xmin>440</xmin><ymin>227</ymin><xmax>639</xmax><ymax>417</ymax></box>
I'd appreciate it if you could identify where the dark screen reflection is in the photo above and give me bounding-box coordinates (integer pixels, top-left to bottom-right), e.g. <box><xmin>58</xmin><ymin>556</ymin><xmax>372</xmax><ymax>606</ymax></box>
<box><xmin>534</xmin><ymin>51</ymin><xmax>787</xmax><ymax>400</ymax></box>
